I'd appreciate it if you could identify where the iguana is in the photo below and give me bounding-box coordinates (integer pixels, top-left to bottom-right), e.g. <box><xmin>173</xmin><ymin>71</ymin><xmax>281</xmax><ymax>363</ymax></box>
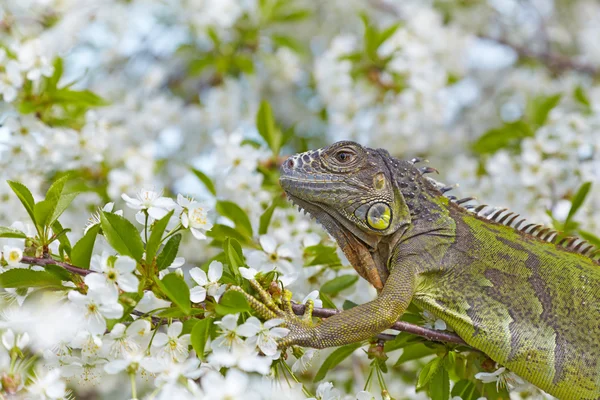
<box><xmin>239</xmin><ymin>140</ymin><xmax>600</xmax><ymax>400</ymax></box>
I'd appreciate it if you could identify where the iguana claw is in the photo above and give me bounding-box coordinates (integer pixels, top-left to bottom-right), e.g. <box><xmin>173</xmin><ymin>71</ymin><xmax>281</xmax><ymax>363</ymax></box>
<box><xmin>228</xmin><ymin>280</ymin><xmax>317</xmax><ymax>348</ymax></box>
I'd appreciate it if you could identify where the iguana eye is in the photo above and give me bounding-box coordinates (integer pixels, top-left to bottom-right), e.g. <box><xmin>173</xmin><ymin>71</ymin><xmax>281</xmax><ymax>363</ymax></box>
<box><xmin>335</xmin><ymin>151</ymin><xmax>354</xmax><ymax>163</ymax></box>
<box><xmin>366</xmin><ymin>203</ymin><xmax>391</xmax><ymax>230</ymax></box>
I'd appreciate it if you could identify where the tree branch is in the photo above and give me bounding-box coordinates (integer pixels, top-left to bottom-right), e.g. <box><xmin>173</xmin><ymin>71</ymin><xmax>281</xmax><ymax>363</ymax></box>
<box><xmin>21</xmin><ymin>256</ymin><xmax>92</xmax><ymax>276</ymax></box>
<box><xmin>19</xmin><ymin>256</ymin><xmax>466</xmax><ymax>345</ymax></box>
<box><xmin>478</xmin><ymin>34</ymin><xmax>600</xmax><ymax>76</ymax></box>
<box><xmin>367</xmin><ymin>0</ymin><xmax>600</xmax><ymax>76</ymax></box>
<box><xmin>291</xmin><ymin>303</ymin><xmax>466</xmax><ymax>345</ymax></box>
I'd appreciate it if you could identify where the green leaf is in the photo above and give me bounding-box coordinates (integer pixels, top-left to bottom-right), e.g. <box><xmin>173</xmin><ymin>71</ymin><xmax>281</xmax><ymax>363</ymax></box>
<box><xmin>7</xmin><ymin>180</ymin><xmax>36</xmax><ymax>224</ymax></box>
<box><xmin>53</xmin><ymin>88</ymin><xmax>108</xmax><ymax>107</ymax></box>
<box><xmin>47</xmin><ymin>57</ymin><xmax>63</xmax><ymax>91</ymax></box>
<box><xmin>305</xmin><ymin>244</ymin><xmax>343</xmax><ymax>268</ymax></box>
<box><xmin>342</xmin><ymin>300</ymin><xmax>358</xmax><ymax>310</ymax></box>
<box><xmin>272</xmin><ymin>8</ymin><xmax>312</xmax><ymax>22</ymax></box>
<box><xmin>189</xmin><ymin>57</ymin><xmax>215</xmax><ymax>75</ymax></box>
<box><xmin>0</xmin><ymin>269</ymin><xmax>62</xmax><ymax>288</ymax></box>
<box><xmin>191</xmin><ymin>317</ymin><xmax>213</xmax><ymax>360</ymax></box>
<box><xmin>44</xmin><ymin>264</ymin><xmax>73</xmax><ymax>282</ymax></box>
<box><xmin>258</xmin><ymin>201</ymin><xmax>278</xmax><ymax>235</ymax></box>
<box><xmin>157</xmin><ymin>307</ymin><xmax>205</xmax><ymax>318</ymax></box>
<box><xmin>207</xmin><ymin>224</ymin><xmax>249</xmax><ymax>245</ymax></box>
<box><xmin>527</xmin><ymin>93</ymin><xmax>561</xmax><ymax>128</ymax></box>
<box><xmin>578</xmin><ymin>230</ymin><xmax>600</xmax><ymax>248</ymax></box>
<box><xmin>51</xmin><ymin>220</ymin><xmax>71</xmax><ymax>256</ymax></box>
<box><xmin>566</xmin><ymin>182</ymin><xmax>592</xmax><ymax>226</ymax></box>
<box><xmin>360</xmin><ymin>13</ymin><xmax>378</xmax><ymax>60</ymax></box>
<box><xmin>417</xmin><ymin>357</ymin><xmax>442</xmax><ymax>389</ymax></box>
<box><xmin>451</xmin><ymin>379</ymin><xmax>480</xmax><ymax>400</ymax></box>
<box><xmin>574</xmin><ymin>86</ymin><xmax>592</xmax><ymax>113</ymax></box>
<box><xmin>429</xmin><ymin>366</ymin><xmax>450</xmax><ymax>400</ymax></box>
<box><xmin>471</xmin><ymin>120</ymin><xmax>533</xmax><ymax>155</ymax></box>
<box><xmin>216</xmin><ymin>201</ymin><xmax>253</xmax><ymax>238</ymax></box>
<box><xmin>33</xmin><ymin>175</ymin><xmax>78</xmax><ymax>228</ymax></box>
<box><xmin>256</xmin><ymin>101</ymin><xmax>281</xmax><ymax>155</ymax></box>
<box><xmin>70</xmin><ymin>225</ymin><xmax>100</xmax><ymax>269</ymax></box>
<box><xmin>320</xmin><ymin>275</ymin><xmax>358</xmax><ymax>295</ymax></box>
<box><xmin>376</xmin><ymin>23</ymin><xmax>401</xmax><ymax>48</ymax></box>
<box><xmin>190</xmin><ymin>168</ymin><xmax>217</xmax><ymax>196</ymax></box>
<box><xmin>100</xmin><ymin>212</ymin><xmax>145</xmax><ymax>261</ymax></box>
<box><xmin>384</xmin><ymin>333</ymin><xmax>421</xmax><ymax>353</ymax></box>
<box><xmin>319</xmin><ymin>292</ymin><xmax>337</xmax><ymax>310</ymax></box>
<box><xmin>0</xmin><ymin>226</ymin><xmax>27</xmax><ymax>239</ymax></box>
<box><xmin>314</xmin><ymin>342</ymin><xmax>363</xmax><ymax>382</ymax></box>
<box><xmin>146</xmin><ymin>210</ymin><xmax>174</xmax><ymax>264</ymax></box>
<box><xmin>155</xmin><ymin>273</ymin><xmax>191</xmax><ymax>315</ymax></box>
<box><xmin>156</xmin><ymin>234</ymin><xmax>182</xmax><ymax>271</ymax></box>
<box><xmin>223</xmin><ymin>238</ymin><xmax>244</xmax><ymax>280</ymax></box>
<box><xmin>395</xmin><ymin>343</ymin><xmax>438</xmax><ymax>365</ymax></box>
<box><xmin>215</xmin><ymin>290</ymin><xmax>250</xmax><ymax>315</ymax></box>
<box><xmin>271</xmin><ymin>35</ymin><xmax>305</xmax><ymax>54</ymax></box>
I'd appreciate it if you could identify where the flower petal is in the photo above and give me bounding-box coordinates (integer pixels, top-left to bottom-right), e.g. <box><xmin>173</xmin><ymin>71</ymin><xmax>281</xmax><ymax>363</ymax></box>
<box><xmin>259</xmin><ymin>235</ymin><xmax>277</xmax><ymax>254</ymax></box>
<box><xmin>189</xmin><ymin>286</ymin><xmax>207</xmax><ymax>303</ymax></box>
<box><xmin>189</xmin><ymin>267</ymin><xmax>208</xmax><ymax>285</ymax></box>
<box><xmin>208</xmin><ymin>261</ymin><xmax>223</xmax><ymax>282</ymax></box>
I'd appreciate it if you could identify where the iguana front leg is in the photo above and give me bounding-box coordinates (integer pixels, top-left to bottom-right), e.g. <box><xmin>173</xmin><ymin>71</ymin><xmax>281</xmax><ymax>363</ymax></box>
<box><xmin>233</xmin><ymin>261</ymin><xmax>416</xmax><ymax>349</ymax></box>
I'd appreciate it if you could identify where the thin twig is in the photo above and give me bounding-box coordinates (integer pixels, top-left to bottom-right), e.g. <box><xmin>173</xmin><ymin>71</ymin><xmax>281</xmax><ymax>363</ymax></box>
<box><xmin>291</xmin><ymin>303</ymin><xmax>466</xmax><ymax>345</ymax></box>
<box><xmin>478</xmin><ymin>34</ymin><xmax>600</xmax><ymax>76</ymax></box>
<box><xmin>21</xmin><ymin>256</ymin><xmax>92</xmax><ymax>276</ymax></box>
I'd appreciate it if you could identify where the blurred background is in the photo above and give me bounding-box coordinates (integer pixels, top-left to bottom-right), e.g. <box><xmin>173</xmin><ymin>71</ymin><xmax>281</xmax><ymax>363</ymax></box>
<box><xmin>1</xmin><ymin>0</ymin><xmax>599</xmax><ymax>398</ymax></box>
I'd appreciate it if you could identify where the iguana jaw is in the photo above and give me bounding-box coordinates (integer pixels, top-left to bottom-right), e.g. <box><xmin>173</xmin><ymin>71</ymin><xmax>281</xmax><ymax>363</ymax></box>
<box><xmin>285</xmin><ymin>193</ymin><xmax>387</xmax><ymax>290</ymax></box>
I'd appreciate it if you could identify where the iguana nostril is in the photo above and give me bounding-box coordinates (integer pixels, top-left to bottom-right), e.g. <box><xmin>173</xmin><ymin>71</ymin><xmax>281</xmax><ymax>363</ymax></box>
<box><xmin>286</xmin><ymin>159</ymin><xmax>295</xmax><ymax>169</ymax></box>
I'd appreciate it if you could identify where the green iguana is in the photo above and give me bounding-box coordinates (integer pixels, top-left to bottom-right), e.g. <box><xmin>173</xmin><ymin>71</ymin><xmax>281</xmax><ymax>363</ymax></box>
<box><xmin>240</xmin><ymin>140</ymin><xmax>600</xmax><ymax>399</ymax></box>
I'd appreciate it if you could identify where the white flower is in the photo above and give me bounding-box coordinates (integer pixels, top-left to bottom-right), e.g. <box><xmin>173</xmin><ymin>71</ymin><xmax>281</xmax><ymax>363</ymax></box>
<box><xmin>26</xmin><ymin>368</ymin><xmax>66</xmax><ymax>399</ymax></box>
<box><xmin>18</xmin><ymin>40</ymin><xmax>54</xmax><ymax>82</ymax></box>
<box><xmin>356</xmin><ymin>391</ymin><xmax>375</xmax><ymax>400</ymax></box>
<box><xmin>207</xmin><ymin>341</ymin><xmax>272</xmax><ymax>375</ymax></box>
<box><xmin>189</xmin><ymin>261</ymin><xmax>224</xmax><ymax>303</ymax></box>
<box><xmin>2</xmin><ymin>288</ymin><xmax>34</xmax><ymax>306</ymax></box>
<box><xmin>201</xmin><ymin>369</ymin><xmax>250</xmax><ymax>400</ymax></box>
<box><xmin>245</xmin><ymin>235</ymin><xmax>299</xmax><ymax>275</ymax></box>
<box><xmin>422</xmin><ymin>309</ymin><xmax>447</xmax><ymax>331</ymax></box>
<box><xmin>302</xmin><ymin>290</ymin><xmax>323</xmax><ymax>309</ymax></box>
<box><xmin>152</xmin><ymin>357</ymin><xmax>204</xmax><ymax>387</ymax></box>
<box><xmin>84</xmin><ymin>202</ymin><xmax>123</xmax><ymax>234</ymax></box>
<box><xmin>311</xmin><ymin>382</ymin><xmax>341</xmax><ymax>400</ymax></box>
<box><xmin>292</xmin><ymin>349</ymin><xmax>316</xmax><ymax>374</ymax></box>
<box><xmin>90</xmin><ymin>252</ymin><xmax>139</xmax><ymax>293</ymax></box>
<box><xmin>151</xmin><ymin>321</ymin><xmax>191</xmax><ymax>362</ymax></box>
<box><xmin>475</xmin><ymin>366</ymin><xmax>526</xmax><ymax>391</ymax></box>
<box><xmin>0</xmin><ymin>59</ymin><xmax>23</xmax><ymax>103</ymax></box>
<box><xmin>239</xmin><ymin>267</ymin><xmax>258</xmax><ymax>280</ymax></box>
<box><xmin>211</xmin><ymin>314</ymin><xmax>244</xmax><ymax>352</ymax></box>
<box><xmin>177</xmin><ymin>194</ymin><xmax>213</xmax><ymax>240</ymax></box>
<box><xmin>122</xmin><ymin>189</ymin><xmax>176</xmax><ymax>221</ymax></box>
<box><xmin>2</xmin><ymin>329</ymin><xmax>29</xmax><ymax>350</ymax></box>
<box><xmin>135</xmin><ymin>291</ymin><xmax>171</xmax><ymax>314</ymax></box>
<box><xmin>102</xmin><ymin>323</ymin><xmax>142</xmax><ymax>359</ymax></box>
<box><xmin>2</xmin><ymin>245</ymin><xmax>23</xmax><ymax>267</ymax></box>
<box><xmin>71</xmin><ymin>330</ymin><xmax>103</xmax><ymax>358</ymax></box>
<box><xmin>67</xmin><ymin>274</ymin><xmax>124</xmax><ymax>335</ymax></box>
<box><xmin>237</xmin><ymin>317</ymin><xmax>289</xmax><ymax>357</ymax></box>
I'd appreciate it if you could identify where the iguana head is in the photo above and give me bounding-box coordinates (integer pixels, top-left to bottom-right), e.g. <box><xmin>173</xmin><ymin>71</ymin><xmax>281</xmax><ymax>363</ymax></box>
<box><xmin>279</xmin><ymin>141</ymin><xmax>413</xmax><ymax>289</ymax></box>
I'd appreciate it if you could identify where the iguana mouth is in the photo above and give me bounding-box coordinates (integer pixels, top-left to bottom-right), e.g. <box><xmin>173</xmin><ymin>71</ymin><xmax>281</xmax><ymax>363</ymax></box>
<box><xmin>284</xmin><ymin>193</ymin><xmax>386</xmax><ymax>289</ymax></box>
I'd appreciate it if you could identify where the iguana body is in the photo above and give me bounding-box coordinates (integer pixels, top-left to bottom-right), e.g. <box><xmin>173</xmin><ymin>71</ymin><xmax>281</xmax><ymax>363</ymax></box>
<box><xmin>274</xmin><ymin>141</ymin><xmax>600</xmax><ymax>399</ymax></box>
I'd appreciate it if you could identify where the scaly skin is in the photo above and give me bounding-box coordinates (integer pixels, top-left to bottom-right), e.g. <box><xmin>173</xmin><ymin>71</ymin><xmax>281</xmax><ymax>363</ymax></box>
<box><xmin>249</xmin><ymin>141</ymin><xmax>600</xmax><ymax>399</ymax></box>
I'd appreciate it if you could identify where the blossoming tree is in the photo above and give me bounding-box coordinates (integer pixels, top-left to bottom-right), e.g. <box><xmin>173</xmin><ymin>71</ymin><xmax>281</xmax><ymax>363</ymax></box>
<box><xmin>1</xmin><ymin>0</ymin><xmax>599</xmax><ymax>399</ymax></box>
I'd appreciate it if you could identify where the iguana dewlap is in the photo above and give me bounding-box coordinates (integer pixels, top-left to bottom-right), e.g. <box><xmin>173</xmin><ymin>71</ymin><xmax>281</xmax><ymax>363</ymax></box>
<box><xmin>278</xmin><ymin>141</ymin><xmax>600</xmax><ymax>400</ymax></box>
